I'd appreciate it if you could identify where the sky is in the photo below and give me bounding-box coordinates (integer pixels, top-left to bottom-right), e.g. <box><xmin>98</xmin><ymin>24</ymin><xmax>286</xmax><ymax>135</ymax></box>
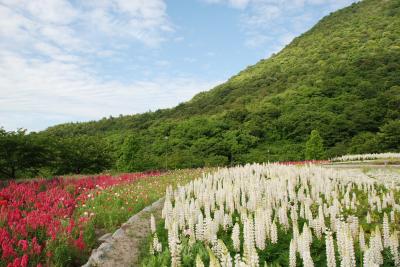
<box><xmin>0</xmin><ymin>0</ymin><xmax>358</xmax><ymax>131</ymax></box>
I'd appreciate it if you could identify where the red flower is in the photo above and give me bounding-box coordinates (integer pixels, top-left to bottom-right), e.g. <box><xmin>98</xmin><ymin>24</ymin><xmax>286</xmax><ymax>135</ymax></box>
<box><xmin>31</xmin><ymin>237</ymin><xmax>42</xmax><ymax>255</ymax></box>
<box><xmin>17</xmin><ymin>240</ymin><xmax>28</xmax><ymax>251</ymax></box>
<box><xmin>74</xmin><ymin>231</ymin><xmax>86</xmax><ymax>250</ymax></box>
<box><xmin>21</xmin><ymin>255</ymin><xmax>28</xmax><ymax>267</ymax></box>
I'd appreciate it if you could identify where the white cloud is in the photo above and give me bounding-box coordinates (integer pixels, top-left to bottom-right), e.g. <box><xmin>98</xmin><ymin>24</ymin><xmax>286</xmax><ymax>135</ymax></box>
<box><xmin>203</xmin><ymin>0</ymin><xmax>250</xmax><ymax>9</ymax></box>
<box><xmin>244</xmin><ymin>34</ymin><xmax>270</xmax><ymax>47</ymax></box>
<box><xmin>243</xmin><ymin>4</ymin><xmax>281</xmax><ymax>26</ymax></box>
<box><xmin>0</xmin><ymin>0</ymin><xmax>220</xmax><ymax>131</ymax></box>
<box><xmin>203</xmin><ymin>0</ymin><xmax>358</xmax><ymax>49</ymax></box>
<box><xmin>0</xmin><ymin>0</ymin><xmax>173</xmax><ymax>51</ymax></box>
<box><xmin>241</xmin><ymin>0</ymin><xmax>358</xmax><ymax>48</ymax></box>
<box><xmin>2</xmin><ymin>0</ymin><xmax>79</xmax><ymax>24</ymax></box>
<box><xmin>0</xmin><ymin>51</ymin><xmax>220</xmax><ymax>131</ymax></box>
<box><xmin>81</xmin><ymin>0</ymin><xmax>173</xmax><ymax>47</ymax></box>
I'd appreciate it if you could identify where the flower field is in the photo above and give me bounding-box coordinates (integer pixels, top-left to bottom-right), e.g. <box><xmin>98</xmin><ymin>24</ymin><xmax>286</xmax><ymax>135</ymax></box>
<box><xmin>143</xmin><ymin>164</ymin><xmax>400</xmax><ymax>266</ymax></box>
<box><xmin>0</xmin><ymin>172</ymin><xmax>161</xmax><ymax>266</ymax></box>
<box><xmin>76</xmin><ymin>169</ymin><xmax>206</xmax><ymax>233</ymax></box>
<box><xmin>0</xmin><ymin>169</ymin><xmax>204</xmax><ymax>266</ymax></box>
<box><xmin>332</xmin><ymin>153</ymin><xmax>400</xmax><ymax>163</ymax></box>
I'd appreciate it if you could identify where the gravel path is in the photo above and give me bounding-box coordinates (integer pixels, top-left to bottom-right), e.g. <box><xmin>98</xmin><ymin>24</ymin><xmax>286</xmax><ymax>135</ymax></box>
<box><xmin>82</xmin><ymin>198</ymin><xmax>164</xmax><ymax>267</ymax></box>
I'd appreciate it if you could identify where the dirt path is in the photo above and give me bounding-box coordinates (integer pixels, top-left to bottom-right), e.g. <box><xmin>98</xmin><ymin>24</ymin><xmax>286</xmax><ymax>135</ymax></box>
<box><xmin>82</xmin><ymin>198</ymin><xmax>164</xmax><ymax>267</ymax></box>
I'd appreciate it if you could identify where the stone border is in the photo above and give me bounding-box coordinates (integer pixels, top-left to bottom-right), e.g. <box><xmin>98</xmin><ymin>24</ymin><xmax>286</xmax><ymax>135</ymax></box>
<box><xmin>82</xmin><ymin>197</ymin><xmax>165</xmax><ymax>267</ymax></box>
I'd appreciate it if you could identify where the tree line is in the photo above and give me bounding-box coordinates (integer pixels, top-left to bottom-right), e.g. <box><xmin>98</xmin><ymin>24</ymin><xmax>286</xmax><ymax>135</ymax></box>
<box><xmin>0</xmin><ymin>128</ymin><xmax>112</xmax><ymax>179</ymax></box>
<box><xmin>1</xmin><ymin>117</ymin><xmax>399</xmax><ymax>179</ymax></box>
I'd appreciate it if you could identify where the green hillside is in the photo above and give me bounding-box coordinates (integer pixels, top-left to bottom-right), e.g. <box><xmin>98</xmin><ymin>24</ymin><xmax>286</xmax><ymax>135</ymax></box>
<box><xmin>42</xmin><ymin>0</ymin><xmax>400</xmax><ymax>171</ymax></box>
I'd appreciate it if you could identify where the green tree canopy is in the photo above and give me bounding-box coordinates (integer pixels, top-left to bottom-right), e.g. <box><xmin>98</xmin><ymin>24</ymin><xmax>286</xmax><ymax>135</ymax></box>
<box><xmin>52</xmin><ymin>135</ymin><xmax>112</xmax><ymax>175</ymax></box>
<box><xmin>0</xmin><ymin>129</ymin><xmax>50</xmax><ymax>179</ymax></box>
<box><xmin>305</xmin><ymin>130</ymin><xmax>325</xmax><ymax>160</ymax></box>
<box><xmin>117</xmin><ymin>135</ymin><xmax>157</xmax><ymax>172</ymax></box>
<box><xmin>379</xmin><ymin>120</ymin><xmax>400</xmax><ymax>150</ymax></box>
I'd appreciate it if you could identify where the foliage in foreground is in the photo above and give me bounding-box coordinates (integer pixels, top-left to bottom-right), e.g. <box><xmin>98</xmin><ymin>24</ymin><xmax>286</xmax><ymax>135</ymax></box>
<box><xmin>142</xmin><ymin>164</ymin><xmax>400</xmax><ymax>266</ymax></box>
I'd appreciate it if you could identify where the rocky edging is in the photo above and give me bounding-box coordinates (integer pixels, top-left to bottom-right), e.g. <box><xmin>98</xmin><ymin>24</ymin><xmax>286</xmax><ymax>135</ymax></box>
<box><xmin>82</xmin><ymin>198</ymin><xmax>165</xmax><ymax>267</ymax></box>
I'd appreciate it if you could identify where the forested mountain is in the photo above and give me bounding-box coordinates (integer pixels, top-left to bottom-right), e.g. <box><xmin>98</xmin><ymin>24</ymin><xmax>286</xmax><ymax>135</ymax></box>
<box><xmin>7</xmin><ymin>0</ymin><xmax>399</xmax><ymax>176</ymax></box>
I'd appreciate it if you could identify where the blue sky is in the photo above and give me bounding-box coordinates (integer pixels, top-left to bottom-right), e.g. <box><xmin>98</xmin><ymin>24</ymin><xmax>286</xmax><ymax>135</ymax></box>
<box><xmin>0</xmin><ymin>0</ymin><xmax>358</xmax><ymax>131</ymax></box>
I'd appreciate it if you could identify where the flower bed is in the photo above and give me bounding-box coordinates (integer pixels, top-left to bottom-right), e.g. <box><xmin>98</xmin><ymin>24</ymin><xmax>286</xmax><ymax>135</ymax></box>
<box><xmin>0</xmin><ymin>172</ymin><xmax>160</xmax><ymax>267</ymax></box>
<box><xmin>278</xmin><ymin>160</ymin><xmax>330</xmax><ymax>165</ymax></box>
<box><xmin>142</xmin><ymin>164</ymin><xmax>400</xmax><ymax>266</ymax></box>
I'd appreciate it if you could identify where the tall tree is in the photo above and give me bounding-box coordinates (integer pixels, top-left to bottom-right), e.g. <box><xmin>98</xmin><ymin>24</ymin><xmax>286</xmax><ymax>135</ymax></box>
<box><xmin>52</xmin><ymin>135</ymin><xmax>112</xmax><ymax>175</ymax></box>
<box><xmin>379</xmin><ymin>120</ymin><xmax>400</xmax><ymax>150</ymax></box>
<box><xmin>117</xmin><ymin>135</ymin><xmax>156</xmax><ymax>171</ymax></box>
<box><xmin>305</xmin><ymin>130</ymin><xmax>325</xmax><ymax>160</ymax></box>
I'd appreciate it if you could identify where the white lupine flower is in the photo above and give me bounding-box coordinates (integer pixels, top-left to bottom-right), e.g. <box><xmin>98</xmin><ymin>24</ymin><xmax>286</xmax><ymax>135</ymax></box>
<box><xmin>255</xmin><ymin>209</ymin><xmax>266</xmax><ymax>250</ymax></box>
<box><xmin>223</xmin><ymin>213</ymin><xmax>232</xmax><ymax>230</ymax></box>
<box><xmin>152</xmin><ymin>233</ymin><xmax>162</xmax><ymax>253</ymax></box>
<box><xmin>234</xmin><ymin>254</ymin><xmax>242</xmax><ymax>267</ymax></box>
<box><xmin>249</xmin><ymin>249</ymin><xmax>259</xmax><ymax>267</ymax></box>
<box><xmin>369</xmin><ymin>230</ymin><xmax>383</xmax><ymax>265</ymax></box>
<box><xmin>367</xmin><ymin>212</ymin><xmax>372</xmax><ymax>224</ymax></box>
<box><xmin>377</xmin><ymin>199</ymin><xmax>382</xmax><ymax>212</ymax></box>
<box><xmin>332</xmin><ymin>152</ymin><xmax>400</xmax><ymax>162</ymax></box>
<box><xmin>150</xmin><ymin>214</ymin><xmax>156</xmax><ymax>234</ymax></box>
<box><xmin>196</xmin><ymin>254</ymin><xmax>205</xmax><ymax>267</ymax></box>
<box><xmin>195</xmin><ymin>213</ymin><xmax>204</xmax><ymax>241</ymax></box>
<box><xmin>232</xmin><ymin>223</ymin><xmax>241</xmax><ymax>252</ymax></box>
<box><xmin>359</xmin><ymin>226</ymin><xmax>366</xmax><ymax>252</ymax></box>
<box><xmin>363</xmin><ymin>247</ymin><xmax>379</xmax><ymax>267</ymax></box>
<box><xmin>207</xmin><ymin>246</ymin><xmax>221</xmax><ymax>267</ymax></box>
<box><xmin>270</xmin><ymin>220</ymin><xmax>278</xmax><ymax>244</ymax></box>
<box><xmin>389</xmin><ymin>231</ymin><xmax>400</xmax><ymax>266</ymax></box>
<box><xmin>325</xmin><ymin>230</ymin><xmax>336</xmax><ymax>267</ymax></box>
<box><xmin>374</xmin><ymin>225</ymin><xmax>384</xmax><ymax>252</ymax></box>
<box><xmin>217</xmin><ymin>240</ymin><xmax>233</xmax><ymax>267</ymax></box>
<box><xmin>335</xmin><ymin>220</ymin><xmax>356</xmax><ymax>267</ymax></box>
<box><xmin>348</xmin><ymin>216</ymin><xmax>358</xmax><ymax>240</ymax></box>
<box><xmin>346</xmin><ymin>233</ymin><xmax>356</xmax><ymax>267</ymax></box>
<box><xmin>302</xmin><ymin>249</ymin><xmax>314</xmax><ymax>267</ymax></box>
<box><xmin>170</xmin><ymin>241</ymin><xmax>181</xmax><ymax>267</ymax></box>
<box><xmin>383</xmin><ymin>213</ymin><xmax>390</xmax><ymax>248</ymax></box>
<box><xmin>289</xmin><ymin>239</ymin><xmax>297</xmax><ymax>267</ymax></box>
<box><xmin>314</xmin><ymin>218</ymin><xmax>322</xmax><ymax>239</ymax></box>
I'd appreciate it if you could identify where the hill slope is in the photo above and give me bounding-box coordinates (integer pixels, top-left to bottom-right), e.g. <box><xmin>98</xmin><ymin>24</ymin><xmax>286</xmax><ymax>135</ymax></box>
<box><xmin>44</xmin><ymin>0</ymin><xmax>400</xmax><ymax>169</ymax></box>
